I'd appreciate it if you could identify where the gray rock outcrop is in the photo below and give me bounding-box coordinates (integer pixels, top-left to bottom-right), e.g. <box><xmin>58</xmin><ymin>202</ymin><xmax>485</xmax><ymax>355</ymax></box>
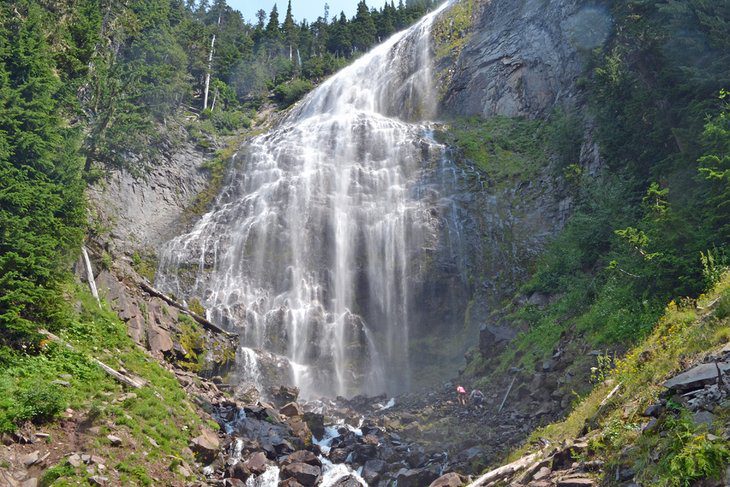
<box><xmin>440</xmin><ymin>0</ymin><xmax>611</xmax><ymax>118</ymax></box>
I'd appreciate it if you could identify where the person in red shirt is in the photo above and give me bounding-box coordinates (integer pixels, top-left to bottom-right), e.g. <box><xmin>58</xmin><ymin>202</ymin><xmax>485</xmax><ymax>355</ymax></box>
<box><xmin>456</xmin><ymin>385</ymin><xmax>467</xmax><ymax>406</ymax></box>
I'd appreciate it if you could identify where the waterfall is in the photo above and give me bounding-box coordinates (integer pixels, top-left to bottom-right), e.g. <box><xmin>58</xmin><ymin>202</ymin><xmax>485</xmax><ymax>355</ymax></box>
<box><xmin>157</xmin><ymin>3</ymin><xmax>455</xmax><ymax>398</ymax></box>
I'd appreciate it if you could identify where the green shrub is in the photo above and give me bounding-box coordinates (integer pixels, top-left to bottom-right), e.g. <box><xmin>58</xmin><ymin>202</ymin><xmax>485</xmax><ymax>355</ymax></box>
<box><xmin>40</xmin><ymin>460</ymin><xmax>76</xmax><ymax>487</ymax></box>
<box><xmin>273</xmin><ymin>78</ymin><xmax>313</xmax><ymax>108</ymax></box>
<box><xmin>210</xmin><ymin>110</ymin><xmax>251</xmax><ymax>134</ymax></box>
<box><xmin>716</xmin><ymin>288</ymin><xmax>730</xmax><ymax>319</ymax></box>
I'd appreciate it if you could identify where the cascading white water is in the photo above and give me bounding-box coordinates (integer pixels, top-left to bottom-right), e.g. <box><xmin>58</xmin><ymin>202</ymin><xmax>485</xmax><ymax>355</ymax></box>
<box><xmin>157</xmin><ymin>3</ymin><xmax>452</xmax><ymax>398</ymax></box>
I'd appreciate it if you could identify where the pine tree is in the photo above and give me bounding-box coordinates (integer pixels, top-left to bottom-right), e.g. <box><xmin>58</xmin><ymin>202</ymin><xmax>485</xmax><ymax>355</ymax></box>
<box><xmin>351</xmin><ymin>0</ymin><xmax>376</xmax><ymax>52</ymax></box>
<box><xmin>0</xmin><ymin>2</ymin><xmax>85</xmax><ymax>347</ymax></box>
<box><xmin>283</xmin><ymin>0</ymin><xmax>299</xmax><ymax>61</ymax></box>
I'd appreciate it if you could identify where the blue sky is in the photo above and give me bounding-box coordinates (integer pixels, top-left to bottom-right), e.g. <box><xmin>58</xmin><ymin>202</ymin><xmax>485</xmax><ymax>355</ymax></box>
<box><xmin>228</xmin><ymin>0</ymin><xmax>361</xmax><ymax>23</ymax></box>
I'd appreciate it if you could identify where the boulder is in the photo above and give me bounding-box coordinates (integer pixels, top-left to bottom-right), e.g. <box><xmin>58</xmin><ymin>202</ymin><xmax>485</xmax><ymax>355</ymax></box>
<box><xmin>552</xmin><ymin>442</ymin><xmax>588</xmax><ymax>469</ymax></box>
<box><xmin>362</xmin><ymin>459</ymin><xmax>387</xmax><ymax>484</ymax></box>
<box><xmin>329</xmin><ymin>448</ymin><xmax>349</xmax><ymax>463</ymax></box>
<box><xmin>106</xmin><ymin>434</ymin><xmax>122</xmax><ymax>447</ymax></box>
<box><xmin>330</xmin><ymin>476</ymin><xmax>361</xmax><ymax>487</ymax></box>
<box><xmin>271</xmin><ymin>385</ymin><xmax>300</xmax><ymax>407</ymax></box>
<box><xmin>21</xmin><ymin>451</ymin><xmax>40</xmax><ymax>467</ymax></box>
<box><xmin>429</xmin><ymin>472</ymin><xmax>464</xmax><ymax>487</ymax></box>
<box><xmin>282</xmin><ymin>450</ymin><xmax>321</xmax><ymax>467</ymax></box>
<box><xmin>279</xmin><ymin>479</ymin><xmax>305</xmax><ymax>487</ymax></box>
<box><xmin>68</xmin><ymin>453</ymin><xmax>83</xmax><ymax>468</ymax></box>
<box><xmin>281</xmin><ymin>462</ymin><xmax>321</xmax><ymax>486</ymax></box>
<box><xmin>663</xmin><ymin>361</ymin><xmax>730</xmax><ymax>392</ymax></box>
<box><xmin>303</xmin><ymin>412</ymin><xmax>325</xmax><ymax>440</ymax></box>
<box><xmin>190</xmin><ymin>429</ymin><xmax>220</xmax><ymax>462</ymax></box>
<box><xmin>243</xmin><ymin>452</ymin><xmax>269</xmax><ymax>476</ymax></box>
<box><xmin>280</xmin><ymin>402</ymin><xmax>303</xmax><ymax>417</ymax></box>
<box><xmin>228</xmin><ymin>462</ymin><xmax>250</xmax><ymax>481</ymax></box>
<box><xmin>288</xmin><ymin>418</ymin><xmax>312</xmax><ymax>446</ymax></box>
<box><xmin>396</xmin><ymin>468</ymin><xmax>439</xmax><ymax>487</ymax></box>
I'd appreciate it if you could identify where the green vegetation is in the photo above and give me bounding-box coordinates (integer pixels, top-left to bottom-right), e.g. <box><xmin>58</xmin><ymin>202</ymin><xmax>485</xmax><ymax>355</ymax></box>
<box><xmin>514</xmin><ymin>275</ymin><xmax>730</xmax><ymax>486</ymax></box>
<box><xmin>131</xmin><ymin>251</ymin><xmax>157</xmax><ymax>283</ymax></box>
<box><xmin>175</xmin><ymin>314</ymin><xmax>206</xmax><ymax>373</ymax></box>
<box><xmin>0</xmin><ymin>1</ymin><xmax>86</xmax><ymax>349</ymax></box>
<box><xmin>431</xmin><ymin>0</ymin><xmax>477</xmax><ymax>94</ymax></box>
<box><xmin>442</xmin><ymin>112</ymin><xmax>583</xmax><ymax>186</ymax></box>
<box><xmin>0</xmin><ymin>288</ymin><xmax>204</xmax><ymax>482</ymax></box>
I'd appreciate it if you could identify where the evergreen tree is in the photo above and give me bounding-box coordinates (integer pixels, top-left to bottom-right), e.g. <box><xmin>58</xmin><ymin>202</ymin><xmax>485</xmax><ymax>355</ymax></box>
<box><xmin>351</xmin><ymin>0</ymin><xmax>376</xmax><ymax>52</ymax></box>
<box><xmin>0</xmin><ymin>2</ymin><xmax>85</xmax><ymax>347</ymax></box>
<box><xmin>283</xmin><ymin>0</ymin><xmax>299</xmax><ymax>61</ymax></box>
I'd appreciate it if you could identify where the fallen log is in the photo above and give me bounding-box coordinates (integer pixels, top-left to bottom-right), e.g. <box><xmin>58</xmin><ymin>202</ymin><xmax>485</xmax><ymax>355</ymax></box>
<box><xmin>39</xmin><ymin>330</ymin><xmax>146</xmax><ymax>389</ymax></box>
<box><xmin>140</xmin><ymin>282</ymin><xmax>236</xmax><ymax>338</ymax></box>
<box><xmin>468</xmin><ymin>452</ymin><xmax>541</xmax><ymax>486</ymax></box>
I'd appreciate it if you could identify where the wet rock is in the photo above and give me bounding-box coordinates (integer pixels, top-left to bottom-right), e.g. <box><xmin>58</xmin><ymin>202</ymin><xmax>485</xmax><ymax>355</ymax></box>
<box><xmin>362</xmin><ymin>459</ymin><xmax>386</xmax><ymax>484</ymax></box>
<box><xmin>330</xmin><ymin>476</ymin><xmax>361</xmax><ymax>487</ymax></box>
<box><xmin>288</xmin><ymin>418</ymin><xmax>312</xmax><ymax>446</ymax></box>
<box><xmin>282</xmin><ymin>450</ymin><xmax>321</xmax><ymax>468</ymax></box>
<box><xmin>281</xmin><ymin>462</ymin><xmax>321</xmax><ymax>486</ymax></box>
<box><xmin>405</xmin><ymin>445</ymin><xmax>426</xmax><ymax>468</ymax></box>
<box><xmin>329</xmin><ymin>448</ymin><xmax>349</xmax><ymax>463</ymax></box>
<box><xmin>395</xmin><ymin>467</ymin><xmax>439</xmax><ymax>487</ymax></box>
<box><xmin>271</xmin><ymin>386</ymin><xmax>300</xmax><ymax>407</ymax></box>
<box><xmin>280</xmin><ymin>402</ymin><xmax>303</xmax><ymax>417</ymax></box>
<box><xmin>191</xmin><ymin>429</ymin><xmax>220</xmax><ymax>462</ymax></box>
<box><xmin>243</xmin><ymin>452</ymin><xmax>269</xmax><ymax>476</ymax></box>
<box><xmin>429</xmin><ymin>472</ymin><xmax>465</xmax><ymax>487</ymax></box>
<box><xmin>235</xmin><ymin>385</ymin><xmax>261</xmax><ymax>405</ymax></box>
<box><xmin>352</xmin><ymin>442</ymin><xmax>377</xmax><ymax>464</ymax></box>
<box><xmin>228</xmin><ymin>462</ymin><xmax>250</xmax><ymax>481</ymax></box>
<box><xmin>303</xmin><ymin>412</ymin><xmax>325</xmax><ymax>440</ymax></box>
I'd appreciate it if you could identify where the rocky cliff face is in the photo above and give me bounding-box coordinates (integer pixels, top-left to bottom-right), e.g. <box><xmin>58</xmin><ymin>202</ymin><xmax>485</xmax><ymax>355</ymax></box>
<box><xmin>87</xmin><ymin>140</ymin><xmax>211</xmax><ymax>255</ymax></box>
<box><xmin>429</xmin><ymin>0</ymin><xmax>607</xmax><ymax>344</ymax></box>
<box><xmin>440</xmin><ymin>0</ymin><xmax>610</xmax><ymax>118</ymax></box>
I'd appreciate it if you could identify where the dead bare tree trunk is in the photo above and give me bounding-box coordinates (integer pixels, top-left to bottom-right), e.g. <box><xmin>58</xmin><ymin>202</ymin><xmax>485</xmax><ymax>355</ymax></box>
<box><xmin>139</xmin><ymin>282</ymin><xmax>236</xmax><ymax>338</ymax></box>
<box><xmin>203</xmin><ymin>13</ymin><xmax>221</xmax><ymax>111</ymax></box>
<box><xmin>468</xmin><ymin>453</ymin><xmax>540</xmax><ymax>486</ymax></box>
<box><xmin>81</xmin><ymin>246</ymin><xmax>100</xmax><ymax>306</ymax></box>
<box><xmin>499</xmin><ymin>375</ymin><xmax>517</xmax><ymax>412</ymax></box>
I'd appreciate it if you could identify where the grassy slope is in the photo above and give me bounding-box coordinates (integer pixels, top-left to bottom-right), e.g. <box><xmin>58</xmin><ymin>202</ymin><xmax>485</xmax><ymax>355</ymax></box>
<box><xmin>507</xmin><ymin>274</ymin><xmax>730</xmax><ymax>486</ymax></box>
<box><xmin>0</xmin><ymin>287</ymin><xmax>212</xmax><ymax>485</ymax></box>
